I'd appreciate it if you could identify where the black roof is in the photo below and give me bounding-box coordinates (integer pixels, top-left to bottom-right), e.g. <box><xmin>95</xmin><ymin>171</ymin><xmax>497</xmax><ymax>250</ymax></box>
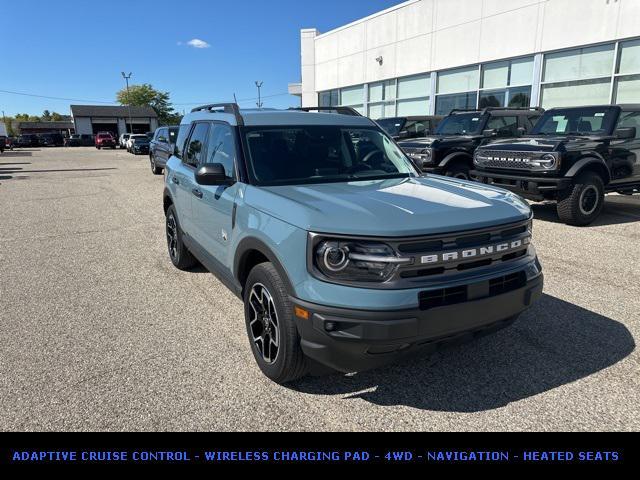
<box><xmin>70</xmin><ymin>105</ymin><xmax>158</xmax><ymax>118</ymax></box>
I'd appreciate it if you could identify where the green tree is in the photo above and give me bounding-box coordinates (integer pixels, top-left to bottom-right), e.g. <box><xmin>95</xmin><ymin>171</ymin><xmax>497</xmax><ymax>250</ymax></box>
<box><xmin>116</xmin><ymin>83</ymin><xmax>178</xmax><ymax>125</ymax></box>
<box><xmin>3</xmin><ymin>117</ymin><xmax>15</xmax><ymax>136</ymax></box>
<box><xmin>42</xmin><ymin>110</ymin><xmax>51</xmax><ymax>121</ymax></box>
<box><xmin>51</xmin><ymin>112</ymin><xmax>64</xmax><ymax>121</ymax></box>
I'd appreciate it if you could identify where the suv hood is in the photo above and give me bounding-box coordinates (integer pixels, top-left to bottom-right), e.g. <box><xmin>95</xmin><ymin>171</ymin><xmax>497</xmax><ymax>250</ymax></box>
<box><xmin>479</xmin><ymin>135</ymin><xmax>605</xmax><ymax>153</ymax></box>
<box><xmin>398</xmin><ymin>134</ymin><xmax>477</xmax><ymax>150</ymax></box>
<box><xmin>245</xmin><ymin>176</ymin><xmax>530</xmax><ymax>237</ymax></box>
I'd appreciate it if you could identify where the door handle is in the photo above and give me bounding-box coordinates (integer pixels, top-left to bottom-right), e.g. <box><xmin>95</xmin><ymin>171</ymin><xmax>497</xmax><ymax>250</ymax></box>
<box><xmin>192</xmin><ymin>188</ymin><xmax>203</xmax><ymax>199</ymax></box>
<box><xmin>171</xmin><ymin>177</ymin><xmax>180</xmax><ymax>185</ymax></box>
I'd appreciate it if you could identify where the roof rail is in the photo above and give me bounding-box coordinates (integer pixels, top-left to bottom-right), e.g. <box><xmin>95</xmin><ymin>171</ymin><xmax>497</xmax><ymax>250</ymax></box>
<box><xmin>449</xmin><ymin>109</ymin><xmax>480</xmax><ymax>114</ymax></box>
<box><xmin>290</xmin><ymin>106</ymin><xmax>363</xmax><ymax>117</ymax></box>
<box><xmin>481</xmin><ymin>106</ymin><xmax>545</xmax><ymax>114</ymax></box>
<box><xmin>191</xmin><ymin>103</ymin><xmax>244</xmax><ymax>126</ymax></box>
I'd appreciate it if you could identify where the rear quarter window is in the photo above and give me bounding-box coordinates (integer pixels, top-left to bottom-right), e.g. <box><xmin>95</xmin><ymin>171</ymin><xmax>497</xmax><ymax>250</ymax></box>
<box><xmin>173</xmin><ymin>124</ymin><xmax>192</xmax><ymax>159</ymax></box>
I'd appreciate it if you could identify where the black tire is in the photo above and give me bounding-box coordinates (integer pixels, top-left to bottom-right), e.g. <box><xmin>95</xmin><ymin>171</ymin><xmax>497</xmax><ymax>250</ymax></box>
<box><xmin>556</xmin><ymin>172</ymin><xmax>605</xmax><ymax>226</ymax></box>
<box><xmin>96</xmin><ymin>146</ymin><xmax>101</xmax><ymax>150</ymax></box>
<box><xmin>165</xmin><ymin>205</ymin><xmax>197</xmax><ymax>270</ymax></box>
<box><xmin>444</xmin><ymin>161</ymin><xmax>471</xmax><ymax>180</ymax></box>
<box><xmin>150</xmin><ymin>155</ymin><xmax>162</xmax><ymax>175</ymax></box>
<box><xmin>244</xmin><ymin>262</ymin><xmax>308</xmax><ymax>384</ymax></box>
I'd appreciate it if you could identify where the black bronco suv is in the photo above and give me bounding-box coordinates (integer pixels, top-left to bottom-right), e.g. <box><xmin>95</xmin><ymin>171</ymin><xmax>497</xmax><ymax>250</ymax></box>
<box><xmin>376</xmin><ymin>115</ymin><xmax>443</xmax><ymax>140</ymax></box>
<box><xmin>472</xmin><ymin>105</ymin><xmax>640</xmax><ymax>226</ymax></box>
<box><xmin>398</xmin><ymin>107</ymin><xmax>544</xmax><ymax>180</ymax></box>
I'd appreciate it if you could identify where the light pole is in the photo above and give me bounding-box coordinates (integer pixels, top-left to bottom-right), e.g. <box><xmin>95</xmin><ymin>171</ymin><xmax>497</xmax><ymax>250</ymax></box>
<box><xmin>255</xmin><ymin>81</ymin><xmax>263</xmax><ymax>109</ymax></box>
<box><xmin>121</xmin><ymin>72</ymin><xmax>133</xmax><ymax>134</ymax></box>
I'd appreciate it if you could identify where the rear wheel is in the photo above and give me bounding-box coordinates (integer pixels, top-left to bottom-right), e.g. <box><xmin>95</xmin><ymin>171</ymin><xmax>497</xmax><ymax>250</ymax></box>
<box><xmin>165</xmin><ymin>205</ymin><xmax>197</xmax><ymax>270</ymax></box>
<box><xmin>244</xmin><ymin>263</ymin><xmax>308</xmax><ymax>384</ymax></box>
<box><xmin>150</xmin><ymin>154</ymin><xmax>162</xmax><ymax>175</ymax></box>
<box><xmin>557</xmin><ymin>172</ymin><xmax>605</xmax><ymax>226</ymax></box>
<box><xmin>444</xmin><ymin>162</ymin><xmax>471</xmax><ymax>180</ymax></box>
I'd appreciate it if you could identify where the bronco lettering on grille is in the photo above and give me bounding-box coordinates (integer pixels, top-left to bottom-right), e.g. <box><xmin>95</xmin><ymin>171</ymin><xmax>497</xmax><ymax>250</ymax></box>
<box><xmin>421</xmin><ymin>237</ymin><xmax>530</xmax><ymax>265</ymax></box>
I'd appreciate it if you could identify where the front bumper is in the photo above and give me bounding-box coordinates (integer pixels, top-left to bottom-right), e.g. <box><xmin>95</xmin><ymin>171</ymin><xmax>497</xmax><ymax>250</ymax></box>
<box><xmin>292</xmin><ymin>268</ymin><xmax>543</xmax><ymax>373</ymax></box>
<box><xmin>471</xmin><ymin>170</ymin><xmax>570</xmax><ymax>200</ymax></box>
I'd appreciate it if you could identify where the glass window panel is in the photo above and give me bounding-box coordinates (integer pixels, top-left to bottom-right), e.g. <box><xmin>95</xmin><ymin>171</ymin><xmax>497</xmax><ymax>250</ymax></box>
<box><xmin>437</xmin><ymin>66</ymin><xmax>479</xmax><ymax>94</ymax></box>
<box><xmin>384</xmin><ymin>80</ymin><xmax>396</xmax><ymax>100</ymax></box>
<box><xmin>543</xmin><ymin>44</ymin><xmax>614</xmax><ymax>82</ymax></box>
<box><xmin>340</xmin><ymin>85</ymin><xmax>363</xmax><ymax>106</ymax></box>
<box><xmin>369</xmin><ymin>80</ymin><xmax>395</xmax><ymax>102</ymax></box>
<box><xmin>397</xmin><ymin>98</ymin><xmax>430</xmax><ymax>116</ymax></box>
<box><xmin>384</xmin><ymin>102</ymin><xmax>396</xmax><ymax>117</ymax></box>
<box><xmin>507</xmin><ymin>86</ymin><xmax>532</xmax><ymax>108</ymax></box>
<box><xmin>435</xmin><ymin>92</ymin><xmax>478</xmax><ymax>115</ymax></box>
<box><xmin>510</xmin><ymin>57</ymin><xmax>534</xmax><ymax>85</ymax></box>
<box><xmin>541</xmin><ymin>78</ymin><xmax>611</xmax><ymax>108</ymax></box>
<box><xmin>616</xmin><ymin>111</ymin><xmax>640</xmax><ymax>139</ymax></box>
<box><xmin>482</xmin><ymin>61</ymin><xmax>509</xmax><ymax>89</ymax></box>
<box><xmin>330</xmin><ymin>90</ymin><xmax>340</xmax><ymax>106</ymax></box>
<box><xmin>615</xmin><ymin>75</ymin><xmax>640</xmax><ymax>103</ymax></box>
<box><xmin>397</xmin><ymin>74</ymin><xmax>430</xmax><ymax>99</ymax></box>
<box><xmin>479</xmin><ymin>89</ymin><xmax>506</xmax><ymax>108</ymax></box>
<box><xmin>618</xmin><ymin>39</ymin><xmax>640</xmax><ymax>75</ymax></box>
<box><xmin>368</xmin><ymin>103</ymin><xmax>384</xmax><ymax>119</ymax></box>
<box><xmin>319</xmin><ymin>91</ymin><xmax>332</xmax><ymax>107</ymax></box>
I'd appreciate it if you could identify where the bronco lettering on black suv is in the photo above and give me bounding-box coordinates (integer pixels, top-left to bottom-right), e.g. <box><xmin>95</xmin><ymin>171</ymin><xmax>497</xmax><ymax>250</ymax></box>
<box><xmin>398</xmin><ymin>107</ymin><xmax>544</xmax><ymax>180</ymax></box>
<box><xmin>163</xmin><ymin>103</ymin><xmax>543</xmax><ymax>384</ymax></box>
<box><xmin>472</xmin><ymin>105</ymin><xmax>640</xmax><ymax>226</ymax></box>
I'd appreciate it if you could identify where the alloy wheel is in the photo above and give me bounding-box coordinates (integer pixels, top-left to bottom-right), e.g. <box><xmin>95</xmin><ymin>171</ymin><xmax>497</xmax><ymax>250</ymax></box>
<box><xmin>166</xmin><ymin>213</ymin><xmax>178</xmax><ymax>260</ymax></box>
<box><xmin>248</xmin><ymin>283</ymin><xmax>280</xmax><ymax>364</ymax></box>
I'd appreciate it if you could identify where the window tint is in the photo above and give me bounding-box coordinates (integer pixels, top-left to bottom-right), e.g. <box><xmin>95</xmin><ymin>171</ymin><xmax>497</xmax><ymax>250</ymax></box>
<box><xmin>185</xmin><ymin>123</ymin><xmax>209</xmax><ymax>167</ymax></box>
<box><xmin>436</xmin><ymin>113</ymin><xmax>484</xmax><ymax>135</ymax></box>
<box><xmin>532</xmin><ymin>108</ymin><xmax>617</xmax><ymax>135</ymax></box>
<box><xmin>486</xmin><ymin>116</ymin><xmax>518</xmax><ymax>136</ymax></box>
<box><xmin>205</xmin><ymin>123</ymin><xmax>237</xmax><ymax>178</ymax></box>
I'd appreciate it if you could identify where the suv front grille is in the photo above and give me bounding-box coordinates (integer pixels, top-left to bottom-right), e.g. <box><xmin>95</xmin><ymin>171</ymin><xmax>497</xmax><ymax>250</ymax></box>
<box><xmin>475</xmin><ymin>150</ymin><xmax>539</xmax><ymax>170</ymax></box>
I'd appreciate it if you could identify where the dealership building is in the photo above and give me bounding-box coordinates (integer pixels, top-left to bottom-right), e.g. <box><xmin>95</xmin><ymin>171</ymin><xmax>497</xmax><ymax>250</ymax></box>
<box><xmin>293</xmin><ymin>0</ymin><xmax>640</xmax><ymax>117</ymax></box>
<box><xmin>70</xmin><ymin>105</ymin><xmax>159</xmax><ymax>138</ymax></box>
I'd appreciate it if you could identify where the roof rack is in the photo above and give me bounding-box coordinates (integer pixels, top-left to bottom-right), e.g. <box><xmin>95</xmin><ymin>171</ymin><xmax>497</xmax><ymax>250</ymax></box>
<box><xmin>290</xmin><ymin>106</ymin><xmax>363</xmax><ymax>117</ymax></box>
<box><xmin>191</xmin><ymin>103</ymin><xmax>244</xmax><ymax>126</ymax></box>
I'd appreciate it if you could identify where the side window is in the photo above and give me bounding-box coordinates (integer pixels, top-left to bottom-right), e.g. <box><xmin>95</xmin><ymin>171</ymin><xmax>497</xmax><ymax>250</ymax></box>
<box><xmin>616</xmin><ymin>112</ymin><xmax>640</xmax><ymax>139</ymax></box>
<box><xmin>185</xmin><ymin>123</ymin><xmax>210</xmax><ymax>167</ymax></box>
<box><xmin>174</xmin><ymin>125</ymin><xmax>190</xmax><ymax>159</ymax></box>
<box><xmin>487</xmin><ymin>116</ymin><xmax>518</xmax><ymax>136</ymax></box>
<box><xmin>205</xmin><ymin>123</ymin><xmax>237</xmax><ymax>178</ymax></box>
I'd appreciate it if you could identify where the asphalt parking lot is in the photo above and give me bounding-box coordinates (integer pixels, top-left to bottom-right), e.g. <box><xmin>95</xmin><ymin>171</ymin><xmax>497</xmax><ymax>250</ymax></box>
<box><xmin>0</xmin><ymin>146</ymin><xmax>638</xmax><ymax>432</ymax></box>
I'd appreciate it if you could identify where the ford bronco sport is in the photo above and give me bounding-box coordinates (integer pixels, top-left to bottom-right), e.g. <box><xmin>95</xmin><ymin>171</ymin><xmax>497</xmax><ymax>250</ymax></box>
<box><xmin>472</xmin><ymin>105</ymin><xmax>640</xmax><ymax>226</ymax></box>
<box><xmin>398</xmin><ymin>107</ymin><xmax>544</xmax><ymax>180</ymax></box>
<box><xmin>163</xmin><ymin>103</ymin><xmax>543</xmax><ymax>384</ymax></box>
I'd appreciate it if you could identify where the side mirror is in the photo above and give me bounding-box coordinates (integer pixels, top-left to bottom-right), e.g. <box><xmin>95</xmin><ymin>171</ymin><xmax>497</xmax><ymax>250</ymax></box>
<box><xmin>614</xmin><ymin>127</ymin><xmax>636</xmax><ymax>140</ymax></box>
<box><xmin>195</xmin><ymin>163</ymin><xmax>231</xmax><ymax>186</ymax></box>
<box><xmin>516</xmin><ymin>127</ymin><xmax>526</xmax><ymax>137</ymax></box>
<box><xmin>483</xmin><ymin>129</ymin><xmax>497</xmax><ymax>138</ymax></box>
<box><xmin>398</xmin><ymin>131</ymin><xmax>410</xmax><ymax>139</ymax></box>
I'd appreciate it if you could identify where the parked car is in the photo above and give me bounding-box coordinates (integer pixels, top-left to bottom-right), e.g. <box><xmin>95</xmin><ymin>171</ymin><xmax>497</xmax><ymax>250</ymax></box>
<box><xmin>162</xmin><ymin>103</ymin><xmax>543</xmax><ymax>384</ymax></box>
<box><xmin>129</xmin><ymin>135</ymin><xmax>150</xmax><ymax>155</ymax></box>
<box><xmin>65</xmin><ymin>134</ymin><xmax>95</xmax><ymax>147</ymax></box>
<box><xmin>118</xmin><ymin>133</ymin><xmax>131</xmax><ymax>149</ymax></box>
<box><xmin>472</xmin><ymin>104</ymin><xmax>640</xmax><ymax>226</ymax></box>
<box><xmin>3</xmin><ymin>136</ymin><xmax>16</xmax><ymax>151</ymax></box>
<box><xmin>376</xmin><ymin>115</ymin><xmax>443</xmax><ymax>140</ymax></box>
<box><xmin>149</xmin><ymin>126</ymin><xmax>179</xmax><ymax>174</ymax></box>
<box><xmin>126</xmin><ymin>134</ymin><xmax>148</xmax><ymax>152</ymax></box>
<box><xmin>398</xmin><ymin>107</ymin><xmax>544</xmax><ymax>180</ymax></box>
<box><xmin>16</xmin><ymin>134</ymin><xmax>41</xmax><ymax>148</ymax></box>
<box><xmin>40</xmin><ymin>133</ymin><xmax>65</xmax><ymax>147</ymax></box>
<box><xmin>95</xmin><ymin>132</ymin><xmax>116</xmax><ymax>149</ymax></box>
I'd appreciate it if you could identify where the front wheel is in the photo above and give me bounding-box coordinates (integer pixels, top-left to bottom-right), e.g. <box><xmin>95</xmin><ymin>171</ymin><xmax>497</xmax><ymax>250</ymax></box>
<box><xmin>444</xmin><ymin>162</ymin><xmax>471</xmax><ymax>180</ymax></box>
<box><xmin>150</xmin><ymin>155</ymin><xmax>162</xmax><ymax>175</ymax></box>
<box><xmin>244</xmin><ymin>263</ymin><xmax>308</xmax><ymax>384</ymax></box>
<box><xmin>557</xmin><ymin>172</ymin><xmax>605</xmax><ymax>226</ymax></box>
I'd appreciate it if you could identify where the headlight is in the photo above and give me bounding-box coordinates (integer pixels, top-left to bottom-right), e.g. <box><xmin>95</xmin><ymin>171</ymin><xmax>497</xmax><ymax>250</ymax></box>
<box><xmin>314</xmin><ymin>239</ymin><xmax>410</xmax><ymax>283</ymax></box>
<box><xmin>529</xmin><ymin>153</ymin><xmax>558</xmax><ymax>170</ymax></box>
<box><xmin>407</xmin><ymin>148</ymin><xmax>433</xmax><ymax>166</ymax></box>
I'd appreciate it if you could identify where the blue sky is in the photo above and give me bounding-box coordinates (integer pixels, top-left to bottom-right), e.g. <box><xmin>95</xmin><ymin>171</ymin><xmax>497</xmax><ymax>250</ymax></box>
<box><xmin>0</xmin><ymin>0</ymin><xmax>404</xmax><ymax>117</ymax></box>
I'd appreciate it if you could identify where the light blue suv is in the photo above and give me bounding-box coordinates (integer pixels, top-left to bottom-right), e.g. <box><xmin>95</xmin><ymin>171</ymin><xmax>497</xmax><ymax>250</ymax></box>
<box><xmin>163</xmin><ymin>104</ymin><xmax>543</xmax><ymax>384</ymax></box>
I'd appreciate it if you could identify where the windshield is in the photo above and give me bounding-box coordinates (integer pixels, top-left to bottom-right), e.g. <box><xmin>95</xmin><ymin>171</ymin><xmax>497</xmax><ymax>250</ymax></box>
<box><xmin>531</xmin><ymin>107</ymin><xmax>618</xmax><ymax>136</ymax></box>
<box><xmin>435</xmin><ymin>113</ymin><xmax>485</xmax><ymax>135</ymax></box>
<box><xmin>243</xmin><ymin>126</ymin><xmax>416</xmax><ymax>186</ymax></box>
<box><xmin>132</xmin><ymin>137</ymin><xmax>148</xmax><ymax>143</ymax></box>
<box><xmin>376</xmin><ymin>118</ymin><xmax>406</xmax><ymax>137</ymax></box>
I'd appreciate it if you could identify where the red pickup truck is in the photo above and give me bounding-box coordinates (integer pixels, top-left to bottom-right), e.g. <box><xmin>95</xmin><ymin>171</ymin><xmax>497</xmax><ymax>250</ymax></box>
<box><xmin>95</xmin><ymin>132</ymin><xmax>116</xmax><ymax>149</ymax></box>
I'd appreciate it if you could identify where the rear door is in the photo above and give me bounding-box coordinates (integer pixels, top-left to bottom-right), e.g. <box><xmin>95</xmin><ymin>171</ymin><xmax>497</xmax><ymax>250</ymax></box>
<box><xmin>173</xmin><ymin>122</ymin><xmax>210</xmax><ymax>235</ymax></box>
<box><xmin>612</xmin><ymin>110</ymin><xmax>640</xmax><ymax>182</ymax></box>
<box><xmin>191</xmin><ymin>122</ymin><xmax>241</xmax><ymax>270</ymax></box>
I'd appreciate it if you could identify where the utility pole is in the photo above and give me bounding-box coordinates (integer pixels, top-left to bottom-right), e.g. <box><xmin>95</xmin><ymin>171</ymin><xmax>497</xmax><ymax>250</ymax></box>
<box><xmin>121</xmin><ymin>72</ymin><xmax>133</xmax><ymax>134</ymax></box>
<box><xmin>255</xmin><ymin>81</ymin><xmax>263</xmax><ymax>109</ymax></box>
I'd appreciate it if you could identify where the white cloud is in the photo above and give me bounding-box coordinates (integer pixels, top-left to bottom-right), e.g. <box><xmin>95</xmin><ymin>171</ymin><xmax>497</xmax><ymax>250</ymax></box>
<box><xmin>185</xmin><ymin>38</ymin><xmax>211</xmax><ymax>49</ymax></box>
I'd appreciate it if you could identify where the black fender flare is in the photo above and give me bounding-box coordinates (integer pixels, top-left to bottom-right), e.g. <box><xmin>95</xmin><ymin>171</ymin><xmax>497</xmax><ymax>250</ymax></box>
<box><xmin>163</xmin><ymin>187</ymin><xmax>175</xmax><ymax>215</ymax></box>
<box><xmin>234</xmin><ymin>237</ymin><xmax>295</xmax><ymax>297</ymax></box>
<box><xmin>439</xmin><ymin>151</ymin><xmax>473</xmax><ymax>170</ymax></box>
<box><xmin>565</xmin><ymin>156</ymin><xmax>611</xmax><ymax>184</ymax></box>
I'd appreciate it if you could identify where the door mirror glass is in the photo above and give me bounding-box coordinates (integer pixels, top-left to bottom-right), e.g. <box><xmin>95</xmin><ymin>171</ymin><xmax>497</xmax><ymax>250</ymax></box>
<box><xmin>195</xmin><ymin>163</ymin><xmax>231</xmax><ymax>185</ymax></box>
<box><xmin>483</xmin><ymin>129</ymin><xmax>497</xmax><ymax>138</ymax></box>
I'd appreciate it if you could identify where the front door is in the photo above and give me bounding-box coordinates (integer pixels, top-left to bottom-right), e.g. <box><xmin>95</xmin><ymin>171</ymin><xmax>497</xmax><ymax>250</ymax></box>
<box><xmin>191</xmin><ymin>122</ymin><xmax>241</xmax><ymax>271</ymax></box>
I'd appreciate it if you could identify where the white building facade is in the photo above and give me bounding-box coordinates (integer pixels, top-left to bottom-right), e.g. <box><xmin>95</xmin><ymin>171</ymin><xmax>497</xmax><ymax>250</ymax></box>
<box><xmin>297</xmin><ymin>0</ymin><xmax>640</xmax><ymax>117</ymax></box>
